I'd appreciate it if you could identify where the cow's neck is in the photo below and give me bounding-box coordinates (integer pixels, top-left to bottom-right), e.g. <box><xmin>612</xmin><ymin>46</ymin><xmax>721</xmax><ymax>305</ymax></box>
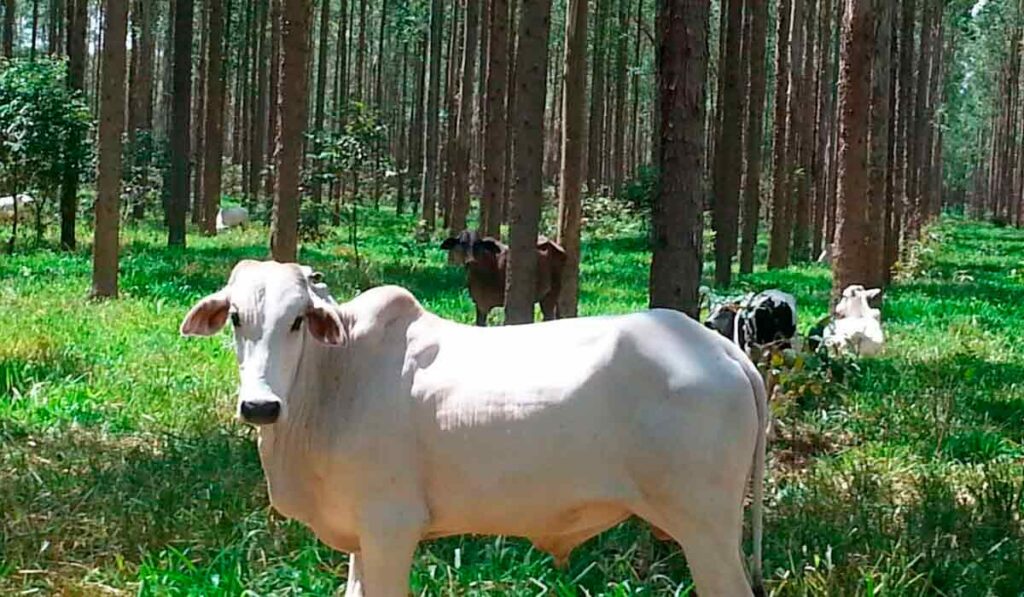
<box><xmin>255</xmin><ymin>335</ymin><xmax>358</xmax><ymax>521</ymax></box>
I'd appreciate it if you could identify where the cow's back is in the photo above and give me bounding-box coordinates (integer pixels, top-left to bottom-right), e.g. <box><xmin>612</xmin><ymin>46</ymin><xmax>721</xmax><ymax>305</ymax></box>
<box><xmin>407</xmin><ymin>309</ymin><xmax>758</xmax><ymax>538</ymax></box>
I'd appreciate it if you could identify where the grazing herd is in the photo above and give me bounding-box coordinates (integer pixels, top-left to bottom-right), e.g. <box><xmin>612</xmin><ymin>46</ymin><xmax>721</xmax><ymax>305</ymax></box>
<box><xmin>178</xmin><ymin>233</ymin><xmax>890</xmax><ymax>594</ymax></box>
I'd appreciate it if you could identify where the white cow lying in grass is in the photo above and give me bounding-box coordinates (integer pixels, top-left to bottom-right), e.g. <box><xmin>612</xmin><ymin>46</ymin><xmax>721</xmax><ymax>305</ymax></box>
<box><xmin>0</xmin><ymin>194</ymin><xmax>34</xmax><ymax>222</ymax></box>
<box><xmin>215</xmin><ymin>206</ymin><xmax>249</xmax><ymax>232</ymax></box>
<box><xmin>181</xmin><ymin>260</ymin><xmax>768</xmax><ymax>597</ymax></box>
<box><xmin>824</xmin><ymin>284</ymin><xmax>885</xmax><ymax>356</ymax></box>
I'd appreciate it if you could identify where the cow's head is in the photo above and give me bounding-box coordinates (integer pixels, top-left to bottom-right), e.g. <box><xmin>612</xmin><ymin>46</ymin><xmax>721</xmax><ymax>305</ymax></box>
<box><xmin>704</xmin><ymin>302</ymin><xmax>740</xmax><ymax>341</ymax></box>
<box><xmin>180</xmin><ymin>260</ymin><xmax>345</xmax><ymax>426</ymax></box>
<box><xmin>835</xmin><ymin>284</ymin><xmax>881</xmax><ymax>320</ymax></box>
<box><xmin>440</xmin><ymin>230</ymin><xmax>503</xmax><ymax>268</ymax></box>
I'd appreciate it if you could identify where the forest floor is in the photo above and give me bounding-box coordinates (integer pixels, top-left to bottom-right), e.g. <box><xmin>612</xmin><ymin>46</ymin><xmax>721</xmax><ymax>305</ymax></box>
<box><xmin>1</xmin><ymin>211</ymin><xmax>1022</xmax><ymax>595</ymax></box>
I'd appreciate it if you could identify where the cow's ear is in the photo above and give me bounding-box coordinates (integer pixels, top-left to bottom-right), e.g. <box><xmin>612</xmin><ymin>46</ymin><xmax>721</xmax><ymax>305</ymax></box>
<box><xmin>440</xmin><ymin>238</ymin><xmax>459</xmax><ymax>251</ymax></box>
<box><xmin>478</xmin><ymin>239</ymin><xmax>502</xmax><ymax>254</ymax></box>
<box><xmin>306</xmin><ymin>299</ymin><xmax>346</xmax><ymax>346</ymax></box>
<box><xmin>863</xmin><ymin>288</ymin><xmax>881</xmax><ymax>299</ymax></box>
<box><xmin>181</xmin><ymin>291</ymin><xmax>230</xmax><ymax>336</ymax></box>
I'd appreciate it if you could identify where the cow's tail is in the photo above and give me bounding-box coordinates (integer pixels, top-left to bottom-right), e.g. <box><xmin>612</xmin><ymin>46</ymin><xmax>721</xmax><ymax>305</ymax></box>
<box><xmin>737</xmin><ymin>350</ymin><xmax>767</xmax><ymax>595</ymax></box>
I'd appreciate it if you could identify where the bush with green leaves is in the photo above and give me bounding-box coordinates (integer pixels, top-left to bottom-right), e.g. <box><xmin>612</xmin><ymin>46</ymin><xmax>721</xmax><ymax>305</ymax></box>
<box><xmin>0</xmin><ymin>58</ymin><xmax>93</xmax><ymax>245</ymax></box>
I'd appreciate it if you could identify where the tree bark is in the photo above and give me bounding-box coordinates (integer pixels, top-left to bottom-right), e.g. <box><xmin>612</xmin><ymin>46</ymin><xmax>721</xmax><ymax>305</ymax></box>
<box><xmin>420</xmin><ymin>0</ymin><xmax>443</xmax><ymax>229</ymax></box>
<box><xmin>168</xmin><ymin>0</ymin><xmax>194</xmax><ymax>247</ymax></box>
<box><xmin>3</xmin><ymin>0</ymin><xmax>15</xmax><ymax>57</ymax></box>
<box><xmin>202</xmin><ymin>0</ymin><xmax>227</xmax><ymax>236</ymax></box>
<box><xmin>355</xmin><ymin>0</ymin><xmax>366</xmax><ymax>99</ymax></box>
<box><xmin>833</xmin><ymin>0</ymin><xmax>875</xmax><ymax>300</ymax></box>
<box><xmin>587</xmin><ymin>0</ymin><xmax>608</xmax><ymax>193</ymax></box>
<box><xmin>811</xmin><ymin>0</ymin><xmax>835</xmax><ymax>257</ymax></box>
<box><xmin>908</xmin><ymin>0</ymin><xmax>933</xmax><ymax>242</ymax></box>
<box><xmin>310</xmin><ymin>0</ymin><xmax>329</xmax><ymax>216</ymax></box>
<box><xmin>30</xmin><ymin>0</ymin><xmax>39</xmax><ymax>59</ymax></box>
<box><xmin>867</xmin><ymin>0</ymin><xmax>892</xmax><ymax>288</ymax></box>
<box><xmin>59</xmin><ymin>0</ymin><xmax>86</xmax><ymax>249</ymax></box>
<box><xmin>481</xmin><ymin>0</ymin><xmax>508</xmax><ymax>238</ymax></box>
<box><xmin>92</xmin><ymin>0</ymin><xmax>128</xmax><ymax>298</ymax></box>
<box><xmin>891</xmin><ymin>0</ymin><xmax>915</xmax><ymax>267</ymax></box>
<box><xmin>128</xmin><ymin>0</ymin><xmax>154</xmax><ymax>219</ymax></box>
<box><xmin>441</xmin><ymin>4</ymin><xmax>462</xmax><ymax>226</ymax></box>
<box><xmin>191</xmin><ymin>0</ymin><xmax>209</xmax><ymax>225</ymax></box>
<box><xmin>265</xmin><ymin>0</ymin><xmax>281</xmax><ymax>197</ymax></box>
<box><xmin>792</xmin><ymin>0</ymin><xmax>817</xmax><ymax>260</ymax></box>
<box><xmin>610</xmin><ymin>0</ymin><xmax>627</xmax><ymax>196</ymax></box>
<box><xmin>556</xmin><ymin>0</ymin><xmax>587</xmax><ymax>317</ymax></box>
<box><xmin>712</xmin><ymin>0</ymin><xmax>742</xmax><ymax>287</ymax></box>
<box><xmin>449</xmin><ymin>0</ymin><xmax>480</xmax><ymax>236</ymax></box>
<box><xmin>249</xmin><ymin>0</ymin><xmax>268</xmax><ymax>206</ymax></box>
<box><xmin>767</xmin><ymin>0</ymin><xmax>792</xmax><ymax>269</ymax></box>
<box><xmin>270</xmin><ymin>0</ymin><xmax>311</xmax><ymax>262</ymax></box>
<box><xmin>505</xmin><ymin>0</ymin><xmax>552</xmax><ymax>325</ymax></box>
<box><xmin>739</xmin><ymin>0</ymin><xmax>768</xmax><ymax>274</ymax></box>
<box><xmin>650</xmin><ymin>0</ymin><xmax>709</xmax><ymax>318</ymax></box>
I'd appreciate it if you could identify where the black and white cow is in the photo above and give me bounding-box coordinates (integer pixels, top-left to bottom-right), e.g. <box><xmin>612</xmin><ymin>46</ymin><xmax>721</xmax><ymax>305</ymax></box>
<box><xmin>704</xmin><ymin>289</ymin><xmax>798</xmax><ymax>351</ymax></box>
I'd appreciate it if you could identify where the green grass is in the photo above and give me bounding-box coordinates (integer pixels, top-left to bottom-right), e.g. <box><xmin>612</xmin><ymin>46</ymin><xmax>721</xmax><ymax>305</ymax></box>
<box><xmin>1</xmin><ymin>211</ymin><xmax>1022</xmax><ymax>595</ymax></box>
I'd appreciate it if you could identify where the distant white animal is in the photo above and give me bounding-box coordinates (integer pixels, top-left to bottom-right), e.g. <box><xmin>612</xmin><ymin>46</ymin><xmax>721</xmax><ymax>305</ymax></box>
<box><xmin>823</xmin><ymin>285</ymin><xmax>884</xmax><ymax>356</ymax></box>
<box><xmin>180</xmin><ymin>260</ymin><xmax>768</xmax><ymax>596</ymax></box>
<box><xmin>215</xmin><ymin>206</ymin><xmax>249</xmax><ymax>232</ymax></box>
<box><xmin>0</xmin><ymin>194</ymin><xmax>35</xmax><ymax>221</ymax></box>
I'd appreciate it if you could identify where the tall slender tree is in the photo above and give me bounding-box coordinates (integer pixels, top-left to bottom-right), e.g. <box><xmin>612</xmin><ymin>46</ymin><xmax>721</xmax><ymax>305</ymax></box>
<box><xmin>740</xmin><ymin>0</ymin><xmax>768</xmax><ymax>274</ymax></box>
<box><xmin>481</xmin><ymin>0</ymin><xmax>508</xmax><ymax>237</ymax></box>
<box><xmin>129</xmin><ymin>0</ymin><xmax>155</xmax><ymax>219</ymax></box>
<box><xmin>60</xmin><ymin>0</ymin><xmax>87</xmax><ymax>250</ymax></box>
<box><xmin>712</xmin><ymin>0</ymin><xmax>743</xmax><ymax>287</ymax></box>
<box><xmin>505</xmin><ymin>0</ymin><xmax>552</xmax><ymax>324</ymax></box>
<box><xmin>3</xmin><ymin>0</ymin><xmax>15</xmax><ymax>57</ymax></box>
<box><xmin>556</xmin><ymin>0</ymin><xmax>587</xmax><ymax>317</ymax></box>
<box><xmin>449</xmin><ymin>0</ymin><xmax>480</xmax><ymax>235</ymax></box>
<box><xmin>767</xmin><ymin>0</ymin><xmax>793</xmax><ymax>269</ymax></box>
<box><xmin>270</xmin><ymin>0</ymin><xmax>312</xmax><ymax>262</ymax></box>
<box><xmin>168</xmin><ymin>0</ymin><xmax>194</xmax><ymax>247</ymax></box>
<box><xmin>833</xmin><ymin>0</ymin><xmax>875</xmax><ymax>299</ymax></box>
<box><xmin>587</xmin><ymin>0</ymin><xmax>608</xmax><ymax>192</ymax></box>
<box><xmin>867</xmin><ymin>0</ymin><xmax>892</xmax><ymax>288</ymax></box>
<box><xmin>420</xmin><ymin>0</ymin><xmax>443</xmax><ymax>230</ymax></box>
<box><xmin>202</xmin><ymin>0</ymin><xmax>228</xmax><ymax>236</ymax></box>
<box><xmin>650</xmin><ymin>0</ymin><xmax>709</xmax><ymax>318</ymax></box>
<box><xmin>310</xmin><ymin>0</ymin><xmax>330</xmax><ymax>217</ymax></box>
<box><xmin>92</xmin><ymin>0</ymin><xmax>129</xmax><ymax>298</ymax></box>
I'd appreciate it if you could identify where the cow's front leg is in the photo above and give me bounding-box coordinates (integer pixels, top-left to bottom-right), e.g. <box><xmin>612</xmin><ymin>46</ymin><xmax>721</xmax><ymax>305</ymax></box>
<box><xmin>344</xmin><ymin>552</ymin><xmax>365</xmax><ymax>596</ymax></box>
<box><xmin>357</xmin><ymin>527</ymin><xmax>419</xmax><ymax>597</ymax></box>
<box><xmin>475</xmin><ymin>307</ymin><xmax>488</xmax><ymax>326</ymax></box>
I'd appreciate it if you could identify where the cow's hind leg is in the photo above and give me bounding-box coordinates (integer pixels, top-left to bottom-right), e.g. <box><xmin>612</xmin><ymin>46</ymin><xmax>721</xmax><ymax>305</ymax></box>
<box><xmin>639</xmin><ymin>501</ymin><xmax>753</xmax><ymax>597</ymax></box>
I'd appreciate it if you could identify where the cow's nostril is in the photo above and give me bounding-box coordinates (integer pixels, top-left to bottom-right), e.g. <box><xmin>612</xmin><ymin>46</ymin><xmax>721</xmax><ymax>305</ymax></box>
<box><xmin>239</xmin><ymin>400</ymin><xmax>281</xmax><ymax>425</ymax></box>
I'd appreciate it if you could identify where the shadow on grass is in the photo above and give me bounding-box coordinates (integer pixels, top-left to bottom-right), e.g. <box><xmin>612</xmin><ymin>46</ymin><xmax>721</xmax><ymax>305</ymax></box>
<box><xmin>0</xmin><ymin>428</ymin><xmax>269</xmax><ymax>587</ymax></box>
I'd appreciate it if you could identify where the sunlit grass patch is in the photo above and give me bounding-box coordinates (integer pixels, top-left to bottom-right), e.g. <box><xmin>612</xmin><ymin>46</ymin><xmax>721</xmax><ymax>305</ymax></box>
<box><xmin>1</xmin><ymin>214</ymin><xmax>1022</xmax><ymax>594</ymax></box>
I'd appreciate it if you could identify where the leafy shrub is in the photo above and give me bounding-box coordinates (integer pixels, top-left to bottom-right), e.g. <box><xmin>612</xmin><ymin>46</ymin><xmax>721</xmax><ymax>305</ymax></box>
<box><xmin>0</xmin><ymin>58</ymin><xmax>93</xmax><ymax>245</ymax></box>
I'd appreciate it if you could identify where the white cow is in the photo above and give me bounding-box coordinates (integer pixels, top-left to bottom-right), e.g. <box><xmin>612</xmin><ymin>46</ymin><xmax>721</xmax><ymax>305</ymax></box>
<box><xmin>0</xmin><ymin>194</ymin><xmax>35</xmax><ymax>222</ymax></box>
<box><xmin>824</xmin><ymin>285</ymin><xmax>885</xmax><ymax>356</ymax></box>
<box><xmin>215</xmin><ymin>206</ymin><xmax>249</xmax><ymax>232</ymax></box>
<box><xmin>181</xmin><ymin>261</ymin><xmax>767</xmax><ymax>596</ymax></box>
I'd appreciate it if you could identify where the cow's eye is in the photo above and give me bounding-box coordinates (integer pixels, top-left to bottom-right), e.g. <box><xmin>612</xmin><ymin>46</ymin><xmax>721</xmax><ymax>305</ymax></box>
<box><xmin>291</xmin><ymin>316</ymin><xmax>303</xmax><ymax>332</ymax></box>
<box><xmin>230</xmin><ymin>312</ymin><xmax>241</xmax><ymax>327</ymax></box>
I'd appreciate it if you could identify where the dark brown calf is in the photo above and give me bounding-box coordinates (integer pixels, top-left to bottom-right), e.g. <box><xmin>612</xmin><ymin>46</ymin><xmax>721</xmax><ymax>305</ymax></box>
<box><xmin>441</xmin><ymin>230</ymin><xmax>567</xmax><ymax>326</ymax></box>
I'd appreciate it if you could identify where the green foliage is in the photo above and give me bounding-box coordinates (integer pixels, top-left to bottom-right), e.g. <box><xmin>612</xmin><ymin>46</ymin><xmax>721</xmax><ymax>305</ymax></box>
<box><xmin>0</xmin><ymin>58</ymin><xmax>93</xmax><ymax>197</ymax></box>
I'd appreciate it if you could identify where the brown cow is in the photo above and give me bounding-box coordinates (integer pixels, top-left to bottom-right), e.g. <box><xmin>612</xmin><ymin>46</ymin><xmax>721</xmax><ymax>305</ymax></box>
<box><xmin>441</xmin><ymin>230</ymin><xmax>567</xmax><ymax>326</ymax></box>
